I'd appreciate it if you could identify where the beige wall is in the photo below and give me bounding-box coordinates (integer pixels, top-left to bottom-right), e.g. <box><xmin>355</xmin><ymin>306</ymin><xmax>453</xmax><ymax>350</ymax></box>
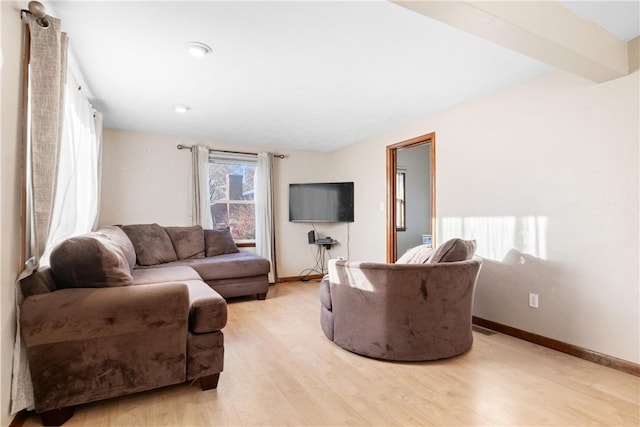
<box><xmin>1</xmin><ymin>1</ymin><xmax>26</xmax><ymax>424</ymax></box>
<box><xmin>99</xmin><ymin>129</ymin><xmax>348</xmax><ymax>278</ymax></box>
<box><xmin>333</xmin><ymin>70</ymin><xmax>639</xmax><ymax>364</ymax></box>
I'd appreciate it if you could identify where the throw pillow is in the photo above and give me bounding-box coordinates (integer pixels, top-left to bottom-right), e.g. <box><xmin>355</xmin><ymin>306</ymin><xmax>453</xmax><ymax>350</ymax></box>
<box><xmin>427</xmin><ymin>238</ymin><xmax>477</xmax><ymax>263</ymax></box>
<box><xmin>395</xmin><ymin>245</ymin><xmax>435</xmax><ymax>264</ymax></box>
<box><xmin>165</xmin><ymin>225</ymin><xmax>206</xmax><ymax>260</ymax></box>
<box><xmin>50</xmin><ymin>233</ymin><xmax>133</xmax><ymax>288</ymax></box>
<box><xmin>204</xmin><ymin>229</ymin><xmax>240</xmax><ymax>257</ymax></box>
<box><xmin>121</xmin><ymin>223</ymin><xmax>178</xmax><ymax>266</ymax></box>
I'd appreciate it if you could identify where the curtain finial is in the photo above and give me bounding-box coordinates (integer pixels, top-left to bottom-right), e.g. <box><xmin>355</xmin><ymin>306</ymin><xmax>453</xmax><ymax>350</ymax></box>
<box><xmin>28</xmin><ymin>1</ymin><xmax>49</xmax><ymax>27</ymax></box>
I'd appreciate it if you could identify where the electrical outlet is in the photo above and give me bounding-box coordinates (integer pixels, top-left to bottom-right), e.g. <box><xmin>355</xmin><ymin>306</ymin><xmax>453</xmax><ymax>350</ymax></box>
<box><xmin>529</xmin><ymin>293</ymin><xmax>539</xmax><ymax>308</ymax></box>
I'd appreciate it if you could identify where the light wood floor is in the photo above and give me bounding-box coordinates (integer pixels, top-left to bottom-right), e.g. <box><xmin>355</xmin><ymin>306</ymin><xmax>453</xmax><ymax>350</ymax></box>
<box><xmin>24</xmin><ymin>281</ymin><xmax>639</xmax><ymax>426</ymax></box>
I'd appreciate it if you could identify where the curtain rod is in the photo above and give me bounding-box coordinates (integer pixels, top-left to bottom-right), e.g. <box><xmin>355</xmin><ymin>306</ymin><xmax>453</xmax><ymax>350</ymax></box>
<box><xmin>177</xmin><ymin>144</ymin><xmax>285</xmax><ymax>159</ymax></box>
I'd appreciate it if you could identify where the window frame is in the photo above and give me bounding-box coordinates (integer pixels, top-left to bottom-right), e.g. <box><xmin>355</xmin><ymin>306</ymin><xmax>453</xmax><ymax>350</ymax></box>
<box><xmin>208</xmin><ymin>154</ymin><xmax>257</xmax><ymax>246</ymax></box>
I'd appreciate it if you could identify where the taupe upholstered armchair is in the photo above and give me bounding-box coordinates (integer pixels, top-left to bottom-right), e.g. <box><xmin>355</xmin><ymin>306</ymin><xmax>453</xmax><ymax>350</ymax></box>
<box><xmin>320</xmin><ymin>255</ymin><xmax>482</xmax><ymax>361</ymax></box>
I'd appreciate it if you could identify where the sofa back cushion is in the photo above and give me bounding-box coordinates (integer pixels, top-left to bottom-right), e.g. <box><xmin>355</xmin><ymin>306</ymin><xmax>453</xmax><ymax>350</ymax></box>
<box><xmin>121</xmin><ymin>223</ymin><xmax>178</xmax><ymax>266</ymax></box>
<box><xmin>165</xmin><ymin>225</ymin><xmax>205</xmax><ymax>260</ymax></box>
<box><xmin>49</xmin><ymin>232</ymin><xmax>134</xmax><ymax>288</ymax></box>
<box><xmin>204</xmin><ymin>229</ymin><xmax>239</xmax><ymax>257</ymax></box>
<box><xmin>427</xmin><ymin>238</ymin><xmax>477</xmax><ymax>263</ymax></box>
<box><xmin>99</xmin><ymin>226</ymin><xmax>137</xmax><ymax>271</ymax></box>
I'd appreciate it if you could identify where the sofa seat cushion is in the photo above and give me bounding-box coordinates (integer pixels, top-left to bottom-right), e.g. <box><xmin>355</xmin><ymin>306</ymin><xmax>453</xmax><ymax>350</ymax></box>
<box><xmin>132</xmin><ymin>265</ymin><xmax>202</xmax><ymax>285</ymax></box>
<box><xmin>165</xmin><ymin>225</ymin><xmax>205</xmax><ymax>260</ymax></box>
<box><xmin>182</xmin><ymin>280</ymin><xmax>227</xmax><ymax>333</ymax></box>
<box><xmin>121</xmin><ymin>223</ymin><xmax>178</xmax><ymax>266</ymax></box>
<box><xmin>176</xmin><ymin>252</ymin><xmax>270</xmax><ymax>281</ymax></box>
<box><xmin>49</xmin><ymin>231</ymin><xmax>133</xmax><ymax>289</ymax></box>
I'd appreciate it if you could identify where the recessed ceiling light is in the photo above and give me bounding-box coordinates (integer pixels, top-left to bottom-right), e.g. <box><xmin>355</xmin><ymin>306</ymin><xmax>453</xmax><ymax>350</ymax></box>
<box><xmin>174</xmin><ymin>104</ymin><xmax>191</xmax><ymax>113</ymax></box>
<box><xmin>187</xmin><ymin>42</ymin><xmax>212</xmax><ymax>58</ymax></box>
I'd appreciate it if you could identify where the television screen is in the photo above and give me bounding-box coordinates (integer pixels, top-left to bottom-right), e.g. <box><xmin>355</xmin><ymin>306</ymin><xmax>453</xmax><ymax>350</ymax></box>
<box><xmin>289</xmin><ymin>182</ymin><xmax>354</xmax><ymax>223</ymax></box>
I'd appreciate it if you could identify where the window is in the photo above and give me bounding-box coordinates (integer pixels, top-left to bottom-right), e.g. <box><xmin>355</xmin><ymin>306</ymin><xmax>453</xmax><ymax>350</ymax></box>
<box><xmin>209</xmin><ymin>158</ymin><xmax>256</xmax><ymax>243</ymax></box>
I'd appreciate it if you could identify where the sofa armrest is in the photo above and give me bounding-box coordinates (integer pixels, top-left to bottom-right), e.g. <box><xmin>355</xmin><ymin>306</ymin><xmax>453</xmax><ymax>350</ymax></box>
<box><xmin>21</xmin><ymin>282</ymin><xmax>190</xmax><ymax>347</ymax></box>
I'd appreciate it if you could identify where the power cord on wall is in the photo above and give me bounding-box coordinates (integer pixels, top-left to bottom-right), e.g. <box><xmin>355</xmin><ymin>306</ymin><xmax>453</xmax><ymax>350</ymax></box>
<box><xmin>298</xmin><ymin>243</ymin><xmax>327</xmax><ymax>281</ymax></box>
<box><xmin>298</xmin><ymin>222</ymin><xmax>350</xmax><ymax>281</ymax></box>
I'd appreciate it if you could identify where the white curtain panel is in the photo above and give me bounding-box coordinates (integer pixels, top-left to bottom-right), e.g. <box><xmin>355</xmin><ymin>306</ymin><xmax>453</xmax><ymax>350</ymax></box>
<box><xmin>42</xmin><ymin>72</ymin><xmax>101</xmax><ymax>266</ymax></box>
<box><xmin>192</xmin><ymin>145</ymin><xmax>214</xmax><ymax>229</ymax></box>
<box><xmin>93</xmin><ymin>112</ymin><xmax>104</xmax><ymax>230</ymax></box>
<box><xmin>12</xmin><ymin>13</ymin><xmax>69</xmax><ymax>414</ymax></box>
<box><xmin>255</xmin><ymin>153</ymin><xmax>277</xmax><ymax>283</ymax></box>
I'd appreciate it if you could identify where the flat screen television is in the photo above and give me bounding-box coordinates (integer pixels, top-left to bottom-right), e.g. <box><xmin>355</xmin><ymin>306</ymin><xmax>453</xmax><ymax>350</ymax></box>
<box><xmin>289</xmin><ymin>182</ymin><xmax>354</xmax><ymax>223</ymax></box>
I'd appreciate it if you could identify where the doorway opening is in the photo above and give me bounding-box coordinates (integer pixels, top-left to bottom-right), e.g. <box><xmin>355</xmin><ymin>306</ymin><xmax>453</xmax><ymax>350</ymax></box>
<box><xmin>386</xmin><ymin>133</ymin><xmax>436</xmax><ymax>262</ymax></box>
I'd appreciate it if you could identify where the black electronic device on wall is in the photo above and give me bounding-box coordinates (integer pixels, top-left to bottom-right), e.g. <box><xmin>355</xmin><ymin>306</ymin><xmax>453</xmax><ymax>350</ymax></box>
<box><xmin>307</xmin><ymin>230</ymin><xmax>316</xmax><ymax>244</ymax></box>
<box><xmin>289</xmin><ymin>182</ymin><xmax>354</xmax><ymax>223</ymax></box>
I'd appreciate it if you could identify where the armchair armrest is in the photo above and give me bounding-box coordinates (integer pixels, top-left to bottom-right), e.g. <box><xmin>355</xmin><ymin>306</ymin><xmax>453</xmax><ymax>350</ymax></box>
<box><xmin>21</xmin><ymin>282</ymin><xmax>190</xmax><ymax>347</ymax></box>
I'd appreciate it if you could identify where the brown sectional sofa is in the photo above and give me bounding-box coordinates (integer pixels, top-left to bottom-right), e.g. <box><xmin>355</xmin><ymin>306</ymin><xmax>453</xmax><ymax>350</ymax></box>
<box><xmin>19</xmin><ymin>224</ymin><xmax>270</xmax><ymax>425</ymax></box>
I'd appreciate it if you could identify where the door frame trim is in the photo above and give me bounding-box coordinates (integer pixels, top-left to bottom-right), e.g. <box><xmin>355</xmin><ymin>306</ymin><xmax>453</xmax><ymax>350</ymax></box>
<box><xmin>386</xmin><ymin>132</ymin><xmax>436</xmax><ymax>262</ymax></box>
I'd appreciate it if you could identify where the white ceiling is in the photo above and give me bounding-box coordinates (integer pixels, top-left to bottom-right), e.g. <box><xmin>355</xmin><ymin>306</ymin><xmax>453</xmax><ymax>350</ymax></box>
<box><xmin>45</xmin><ymin>1</ymin><xmax>639</xmax><ymax>152</ymax></box>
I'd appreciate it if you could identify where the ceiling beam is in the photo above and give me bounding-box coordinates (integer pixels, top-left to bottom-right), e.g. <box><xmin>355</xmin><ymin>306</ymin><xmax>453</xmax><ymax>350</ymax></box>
<box><xmin>391</xmin><ymin>0</ymin><xmax>631</xmax><ymax>83</ymax></box>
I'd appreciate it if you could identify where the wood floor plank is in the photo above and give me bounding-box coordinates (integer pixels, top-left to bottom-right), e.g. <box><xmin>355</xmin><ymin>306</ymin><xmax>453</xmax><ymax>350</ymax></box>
<box><xmin>23</xmin><ymin>281</ymin><xmax>639</xmax><ymax>426</ymax></box>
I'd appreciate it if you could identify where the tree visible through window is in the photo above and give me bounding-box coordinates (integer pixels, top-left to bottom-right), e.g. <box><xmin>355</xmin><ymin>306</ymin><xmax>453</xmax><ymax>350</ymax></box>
<box><xmin>209</xmin><ymin>161</ymin><xmax>256</xmax><ymax>242</ymax></box>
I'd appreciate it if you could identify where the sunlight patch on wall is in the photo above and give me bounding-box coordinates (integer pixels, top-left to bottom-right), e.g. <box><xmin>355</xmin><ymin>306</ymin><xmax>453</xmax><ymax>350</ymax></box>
<box><xmin>438</xmin><ymin>216</ymin><xmax>548</xmax><ymax>261</ymax></box>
